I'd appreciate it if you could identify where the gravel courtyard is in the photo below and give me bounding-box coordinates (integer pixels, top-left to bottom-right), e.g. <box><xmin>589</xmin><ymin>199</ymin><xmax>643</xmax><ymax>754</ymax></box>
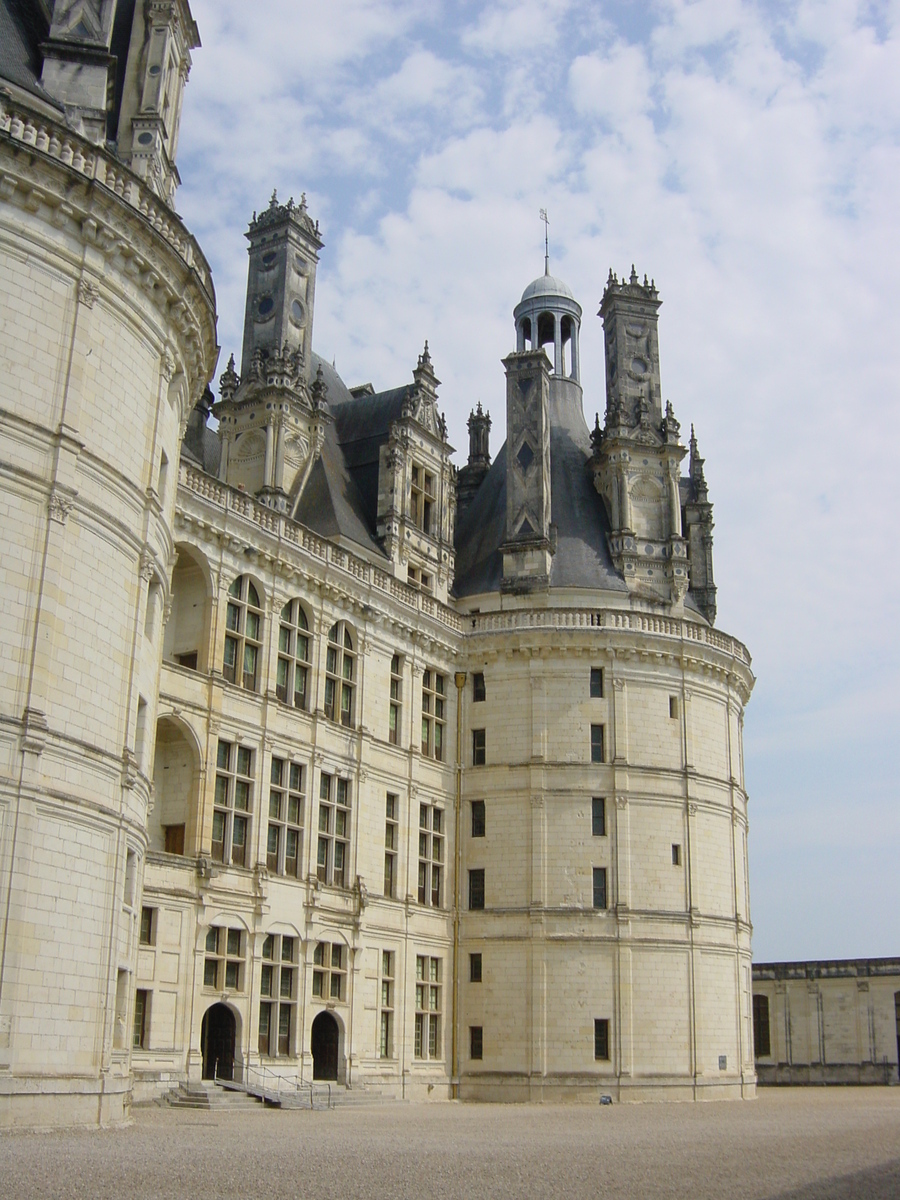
<box><xmin>2</xmin><ymin>1089</ymin><xmax>899</xmax><ymax>1200</ymax></box>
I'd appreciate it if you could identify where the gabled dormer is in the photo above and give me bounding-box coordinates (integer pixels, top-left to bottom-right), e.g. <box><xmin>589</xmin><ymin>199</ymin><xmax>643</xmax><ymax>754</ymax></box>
<box><xmin>376</xmin><ymin>343</ymin><xmax>456</xmax><ymax>603</ymax></box>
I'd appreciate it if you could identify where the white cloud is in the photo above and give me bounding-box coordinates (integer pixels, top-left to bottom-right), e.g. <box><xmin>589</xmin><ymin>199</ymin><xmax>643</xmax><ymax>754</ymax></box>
<box><xmin>461</xmin><ymin>0</ymin><xmax>575</xmax><ymax>56</ymax></box>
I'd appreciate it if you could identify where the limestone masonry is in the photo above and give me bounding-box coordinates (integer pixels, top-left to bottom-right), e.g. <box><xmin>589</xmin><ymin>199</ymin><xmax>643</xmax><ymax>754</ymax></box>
<box><xmin>1</xmin><ymin>1</ymin><xmax>761</xmax><ymax>1127</ymax></box>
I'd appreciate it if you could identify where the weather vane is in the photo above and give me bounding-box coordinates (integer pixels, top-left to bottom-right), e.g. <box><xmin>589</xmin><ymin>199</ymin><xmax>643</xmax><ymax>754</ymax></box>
<box><xmin>539</xmin><ymin>208</ymin><xmax>550</xmax><ymax>273</ymax></box>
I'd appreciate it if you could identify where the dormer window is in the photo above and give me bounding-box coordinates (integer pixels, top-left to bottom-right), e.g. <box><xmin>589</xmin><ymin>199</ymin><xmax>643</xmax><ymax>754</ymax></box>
<box><xmin>411</xmin><ymin>464</ymin><xmax>435</xmax><ymax>535</ymax></box>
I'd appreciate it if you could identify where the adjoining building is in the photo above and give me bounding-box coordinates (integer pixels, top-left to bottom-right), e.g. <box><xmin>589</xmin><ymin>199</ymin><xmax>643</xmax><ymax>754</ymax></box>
<box><xmin>0</xmin><ymin>0</ymin><xmax>755</xmax><ymax>1127</ymax></box>
<box><xmin>752</xmin><ymin>960</ymin><xmax>900</xmax><ymax>1086</ymax></box>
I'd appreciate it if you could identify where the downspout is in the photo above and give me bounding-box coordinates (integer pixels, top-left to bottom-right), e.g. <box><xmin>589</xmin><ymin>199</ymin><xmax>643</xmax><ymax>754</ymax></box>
<box><xmin>451</xmin><ymin>671</ymin><xmax>467</xmax><ymax>1099</ymax></box>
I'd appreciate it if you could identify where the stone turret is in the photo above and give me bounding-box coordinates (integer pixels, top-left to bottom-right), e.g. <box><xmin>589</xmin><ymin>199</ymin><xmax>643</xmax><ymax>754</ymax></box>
<box><xmin>681</xmin><ymin>426</ymin><xmax>717</xmax><ymax>624</ymax></box>
<box><xmin>213</xmin><ymin>194</ymin><xmax>329</xmax><ymax>513</ymax></box>
<box><xmin>591</xmin><ymin>268</ymin><xmax>690</xmax><ymax>609</ymax></box>
<box><xmin>456</xmin><ymin>402</ymin><xmax>491</xmax><ymax>517</ymax></box>
<box><xmin>241</xmin><ymin>191</ymin><xmax>323</xmax><ymax>376</ymax></box>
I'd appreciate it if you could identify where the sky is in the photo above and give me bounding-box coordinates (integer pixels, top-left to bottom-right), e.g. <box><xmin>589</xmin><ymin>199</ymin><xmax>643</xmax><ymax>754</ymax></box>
<box><xmin>175</xmin><ymin>0</ymin><xmax>900</xmax><ymax>963</ymax></box>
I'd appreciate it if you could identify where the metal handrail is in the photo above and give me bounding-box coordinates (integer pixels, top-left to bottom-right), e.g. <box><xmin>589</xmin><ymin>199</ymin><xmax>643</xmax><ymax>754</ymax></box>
<box><xmin>216</xmin><ymin>1064</ymin><xmax>332</xmax><ymax>1109</ymax></box>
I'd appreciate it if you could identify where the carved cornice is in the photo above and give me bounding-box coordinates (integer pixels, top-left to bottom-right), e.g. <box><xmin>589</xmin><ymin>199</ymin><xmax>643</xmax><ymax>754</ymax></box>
<box><xmin>0</xmin><ymin>94</ymin><xmax>217</xmax><ymax>411</ymax></box>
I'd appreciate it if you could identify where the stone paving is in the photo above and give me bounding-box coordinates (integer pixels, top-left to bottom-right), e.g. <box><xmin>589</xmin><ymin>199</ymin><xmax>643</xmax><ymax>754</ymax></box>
<box><xmin>2</xmin><ymin>1089</ymin><xmax>900</xmax><ymax>1199</ymax></box>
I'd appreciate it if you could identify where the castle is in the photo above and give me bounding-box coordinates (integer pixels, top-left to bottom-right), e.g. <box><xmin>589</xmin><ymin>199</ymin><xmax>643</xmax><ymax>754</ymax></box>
<box><xmin>0</xmin><ymin>1</ymin><xmax>756</xmax><ymax>1127</ymax></box>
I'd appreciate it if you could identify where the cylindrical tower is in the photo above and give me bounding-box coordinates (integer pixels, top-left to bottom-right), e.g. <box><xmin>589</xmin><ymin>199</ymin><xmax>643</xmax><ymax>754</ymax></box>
<box><xmin>453</xmin><ymin>265</ymin><xmax>755</xmax><ymax>1102</ymax></box>
<box><xmin>0</xmin><ymin>4</ymin><xmax>216</xmax><ymax>1127</ymax></box>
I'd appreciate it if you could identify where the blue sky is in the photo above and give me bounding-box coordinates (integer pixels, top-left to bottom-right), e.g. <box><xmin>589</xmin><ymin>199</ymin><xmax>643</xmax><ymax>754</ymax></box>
<box><xmin>176</xmin><ymin>0</ymin><xmax>900</xmax><ymax>962</ymax></box>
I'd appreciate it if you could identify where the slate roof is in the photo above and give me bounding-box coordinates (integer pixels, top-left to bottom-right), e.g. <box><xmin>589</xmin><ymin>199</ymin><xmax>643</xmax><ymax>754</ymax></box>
<box><xmin>454</xmin><ymin>387</ymin><xmax>629</xmax><ymax>598</ymax></box>
<box><xmin>0</xmin><ymin>0</ymin><xmax>57</xmax><ymax>106</ymax></box>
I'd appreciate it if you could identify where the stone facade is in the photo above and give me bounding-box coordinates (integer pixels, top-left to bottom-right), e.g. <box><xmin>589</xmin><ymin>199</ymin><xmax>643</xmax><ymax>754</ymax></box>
<box><xmin>0</xmin><ymin>1</ymin><xmax>756</xmax><ymax>1128</ymax></box>
<box><xmin>752</xmin><ymin>959</ymin><xmax>900</xmax><ymax>1085</ymax></box>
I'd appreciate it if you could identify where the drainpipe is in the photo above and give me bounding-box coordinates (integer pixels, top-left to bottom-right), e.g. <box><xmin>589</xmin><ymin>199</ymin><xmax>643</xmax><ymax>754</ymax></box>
<box><xmin>451</xmin><ymin>671</ymin><xmax>467</xmax><ymax>1099</ymax></box>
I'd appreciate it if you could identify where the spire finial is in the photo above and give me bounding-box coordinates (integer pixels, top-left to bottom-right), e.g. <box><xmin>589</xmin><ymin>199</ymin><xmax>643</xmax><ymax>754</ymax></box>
<box><xmin>539</xmin><ymin>207</ymin><xmax>550</xmax><ymax>274</ymax></box>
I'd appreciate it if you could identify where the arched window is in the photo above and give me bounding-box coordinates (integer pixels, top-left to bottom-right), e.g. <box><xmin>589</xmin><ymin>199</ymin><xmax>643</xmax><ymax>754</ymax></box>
<box><xmin>277</xmin><ymin>600</ymin><xmax>310</xmax><ymax>709</ymax></box>
<box><xmin>223</xmin><ymin>575</ymin><xmax>262</xmax><ymax>691</ymax></box>
<box><xmin>324</xmin><ymin>621</ymin><xmax>355</xmax><ymax>727</ymax></box>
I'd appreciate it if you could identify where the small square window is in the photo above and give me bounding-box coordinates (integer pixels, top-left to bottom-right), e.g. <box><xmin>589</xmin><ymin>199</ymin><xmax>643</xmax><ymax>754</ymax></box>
<box><xmin>591</xmin><ymin>798</ymin><xmax>606</xmax><ymax>838</ymax></box>
<box><xmin>470</xmin><ymin>1026</ymin><xmax>483</xmax><ymax>1060</ymax></box>
<box><xmin>590</xmin><ymin>668</ymin><xmax>603</xmax><ymax>698</ymax></box>
<box><xmin>469</xmin><ymin>952</ymin><xmax>482</xmax><ymax>983</ymax></box>
<box><xmin>590</xmin><ymin>724</ymin><xmax>605</xmax><ymax>764</ymax></box>
<box><xmin>473</xmin><ymin>672</ymin><xmax>486</xmax><ymax>703</ymax></box>
<box><xmin>672</xmin><ymin>844</ymin><xmax>681</xmax><ymax>866</ymax></box>
<box><xmin>469</xmin><ymin>868</ymin><xmax>485</xmax><ymax>910</ymax></box>
<box><xmin>472</xmin><ymin>729</ymin><xmax>486</xmax><ymax>766</ymax></box>
<box><xmin>594</xmin><ymin>1018</ymin><xmax>609</xmax><ymax>1060</ymax></box>
<box><xmin>471</xmin><ymin>800</ymin><xmax>486</xmax><ymax>838</ymax></box>
<box><xmin>592</xmin><ymin>866</ymin><xmax>607</xmax><ymax>910</ymax></box>
<box><xmin>669</xmin><ymin>695</ymin><xmax>679</xmax><ymax>719</ymax></box>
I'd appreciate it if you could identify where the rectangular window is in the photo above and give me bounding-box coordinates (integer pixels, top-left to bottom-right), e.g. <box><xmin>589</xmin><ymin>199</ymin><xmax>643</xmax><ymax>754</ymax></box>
<box><xmin>164</xmin><ymin>823</ymin><xmax>185</xmax><ymax>855</ymax></box>
<box><xmin>421</xmin><ymin>670</ymin><xmax>446</xmax><ymax>760</ymax></box>
<box><xmin>407</xmin><ymin>565</ymin><xmax>433</xmax><ymax>594</ymax></box>
<box><xmin>258</xmin><ymin>934</ymin><xmax>296</xmax><ymax>1057</ymax></box>
<box><xmin>204</xmin><ymin>926</ymin><xmax>243</xmax><ymax>991</ymax></box>
<box><xmin>592</xmin><ymin>867</ymin><xmax>607</xmax><ymax>910</ymax></box>
<box><xmin>418</xmin><ymin>803</ymin><xmax>443</xmax><ymax>907</ymax></box>
<box><xmin>268</xmin><ymin>758</ymin><xmax>305</xmax><ymax>877</ymax></box>
<box><xmin>471</xmin><ymin>799</ymin><xmax>486</xmax><ymax>838</ymax></box>
<box><xmin>139</xmin><ymin>906</ymin><xmax>155</xmax><ymax>946</ymax></box>
<box><xmin>133</xmin><ymin>989</ymin><xmax>149</xmax><ymax>1050</ymax></box>
<box><xmin>472</xmin><ymin>728</ymin><xmax>486</xmax><ymax>766</ymax></box>
<box><xmin>389</xmin><ymin>654</ymin><xmax>402</xmax><ymax>745</ymax></box>
<box><xmin>669</xmin><ymin>695</ymin><xmax>679</xmax><ymax>719</ymax></box>
<box><xmin>414</xmin><ymin>955</ymin><xmax>442</xmax><ymax>1060</ymax></box>
<box><xmin>590</xmin><ymin>667</ymin><xmax>604</xmax><ymax>698</ymax></box>
<box><xmin>753</xmin><ymin>994</ymin><xmax>771</xmax><ymax>1058</ymax></box>
<box><xmin>590</xmin><ymin>724</ymin><xmax>605</xmax><ymax>764</ymax></box>
<box><xmin>472</xmin><ymin>672</ymin><xmax>486</xmax><ymax>703</ymax></box>
<box><xmin>469</xmin><ymin>952</ymin><xmax>482</xmax><ymax>983</ymax></box>
<box><xmin>411</xmin><ymin>464</ymin><xmax>436</xmax><ymax>535</ymax></box>
<box><xmin>379</xmin><ymin>950</ymin><xmax>395</xmax><ymax>1059</ymax></box>
<box><xmin>384</xmin><ymin>793</ymin><xmax>399</xmax><ymax>898</ymax></box>
<box><xmin>591</xmin><ymin>797</ymin><xmax>606</xmax><ymax>837</ymax></box>
<box><xmin>312</xmin><ymin>942</ymin><xmax>346</xmax><ymax>1001</ymax></box>
<box><xmin>469</xmin><ymin>868</ymin><xmax>485</xmax><ymax>910</ymax></box>
<box><xmin>594</xmin><ymin>1018</ymin><xmax>610</xmax><ymax>1060</ymax></box>
<box><xmin>317</xmin><ymin>773</ymin><xmax>350</xmax><ymax>887</ymax></box>
<box><xmin>213</xmin><ymin>740</ymin><xmax>254</xmax><ymax>867</ymax></box>
<box><xmin>470</xmin><ymin>1026</ymin><xmax>483</xmax><ymax>1061</ymax></box>
<box><xmin>672</xmin><ymin>843</ymin><xmax>682</xmax><ymax>866</ymax></box>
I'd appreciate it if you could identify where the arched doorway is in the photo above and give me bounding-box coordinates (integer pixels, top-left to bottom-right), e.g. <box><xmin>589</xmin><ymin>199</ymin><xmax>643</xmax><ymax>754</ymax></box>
<box><xmin>311</xmin><ymin>1011</ymin><xmax>339</xmax><ymax>1081</ymax></box>
<box><xmin>201</xmin><ymin>1003</ymin><xmax>236</xmax><ymax>1081</ymax></box>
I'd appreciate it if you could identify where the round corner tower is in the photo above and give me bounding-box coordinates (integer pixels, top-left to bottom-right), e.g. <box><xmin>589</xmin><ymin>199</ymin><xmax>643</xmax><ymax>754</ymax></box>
<box><xmin>452</xmin><ymin>258</ymin><xmax>754</xmax><ymax>1102</ymax></box>
<box><xmin>0</xmin><ymin>0</ymin><xmax>217</xmax><ymax>1128</ymax></box>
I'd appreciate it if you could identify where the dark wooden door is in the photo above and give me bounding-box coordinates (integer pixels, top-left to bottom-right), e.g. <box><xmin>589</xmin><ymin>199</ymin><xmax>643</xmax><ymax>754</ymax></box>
<box><xmin>202</xmin><ymin>1003</ymin><xmax>235</xmax><ymax>1081</ymax></box>
<box><xmin>312</xmin><ymin>1011</ymin><xmax>339</xmax><ymax>1080</ymax></box>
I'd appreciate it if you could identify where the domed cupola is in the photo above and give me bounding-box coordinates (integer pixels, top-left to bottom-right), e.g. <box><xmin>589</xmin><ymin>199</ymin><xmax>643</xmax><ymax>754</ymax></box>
<box><xmin>513</xmin><ymin>260</ymin><xmax>582</xmax><ymax>384</ymax></box>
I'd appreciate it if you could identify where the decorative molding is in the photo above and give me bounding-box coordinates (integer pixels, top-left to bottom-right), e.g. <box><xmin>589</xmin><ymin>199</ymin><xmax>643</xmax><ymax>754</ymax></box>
<box><xmin>47</xmin><ymin>490</ymin><xmax>74</xmax><ymax>524</ymax></box>
<box><xmin>77</xmin><ymin>277</ymin><xmax>99</xmax><ymax>308</ymax></box>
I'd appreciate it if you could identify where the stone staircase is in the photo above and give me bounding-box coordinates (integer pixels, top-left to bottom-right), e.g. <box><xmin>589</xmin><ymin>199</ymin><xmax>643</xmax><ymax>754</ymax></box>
<box><xmin>164</xmin><ymin>1081</ymin><xmax>266</xmax><ymax>1111</ymax></box>
<box><xmin>164</xmin><ymin>1078</ymin><xmax>403</xmax><ymax>1111</ymax></box>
